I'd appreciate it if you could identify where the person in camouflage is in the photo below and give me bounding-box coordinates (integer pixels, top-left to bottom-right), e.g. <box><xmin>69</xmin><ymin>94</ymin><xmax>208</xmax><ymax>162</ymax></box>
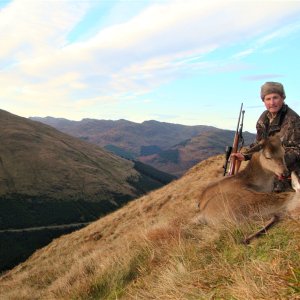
<box><xmin>232</xmin><ymin>82</ymin><xmax>300</xmax><ymax>192</ymax></box>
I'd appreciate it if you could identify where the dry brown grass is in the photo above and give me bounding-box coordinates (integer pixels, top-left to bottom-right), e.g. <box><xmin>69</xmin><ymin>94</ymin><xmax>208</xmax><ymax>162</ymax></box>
<box><xmin>0</xmin><ymin>155</ymin><xmax>299</xmax><ymax>300</ymax></box>
<box><xmin>122</xmin><ymin>219</ymin><xmax>300</xmax><ymax>300</ymax></box>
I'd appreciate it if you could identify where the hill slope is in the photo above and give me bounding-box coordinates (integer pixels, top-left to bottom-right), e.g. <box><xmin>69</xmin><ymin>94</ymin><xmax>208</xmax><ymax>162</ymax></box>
<box><xmin>1</xmin><ymin>155</ymin><xmax>299</xmax><ymax>299</ymax></box>
<box><xmin>0</xmin><ymin>110</ymin><xmax>175</xmax><ymax>211</ymax></box>
<box><xmin>0</xmin><ymin>111</ymin><xmax>132</xmax><ymax>201</ymax></box>
<box><xmin>0</xmin><ymin>109</ymin><xmax>176</xmax><ymax>272</ymax></box>
<box><xmin>0</xmin><ymin>110</ymin><xmax>174</xmax><ymax>272</ymax></box>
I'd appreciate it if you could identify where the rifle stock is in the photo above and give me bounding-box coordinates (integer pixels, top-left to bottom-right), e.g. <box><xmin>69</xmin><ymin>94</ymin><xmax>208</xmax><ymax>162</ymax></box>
<box><xmin>228</xmin><ymin>132</ymin><xmax>240</xmax><ymax>175</ymax></box>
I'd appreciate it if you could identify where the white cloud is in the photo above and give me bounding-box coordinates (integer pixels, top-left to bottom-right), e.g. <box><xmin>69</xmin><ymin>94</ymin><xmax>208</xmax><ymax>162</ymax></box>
<box><xmin>232</xmin><ymin>20</ymin><xmax>300</xmax><ymax>60</ymax></box>
<box><xmin>1</xmin><ymin>0</ymin><xmax>300</xmax><ymax>119</ymax></box>
<box><xmin>0</xmin><ymin>0</ymin><xmax>88</xmax><ymax>62</ymax></box>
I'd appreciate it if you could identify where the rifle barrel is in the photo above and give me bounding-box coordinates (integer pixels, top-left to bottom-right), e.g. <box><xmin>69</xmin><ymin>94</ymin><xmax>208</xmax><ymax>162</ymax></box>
<box><xmin>228</xmin><ymin>103</ymin><xmax>243</xmax><ymax>176</ymax></box>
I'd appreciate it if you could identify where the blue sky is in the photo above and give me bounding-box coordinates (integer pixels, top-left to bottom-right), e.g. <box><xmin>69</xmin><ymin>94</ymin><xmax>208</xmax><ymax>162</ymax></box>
<box><xmin>1</xmin><ymin>0</ymin><xmax>300</xmax><ymax>132</ymax></box>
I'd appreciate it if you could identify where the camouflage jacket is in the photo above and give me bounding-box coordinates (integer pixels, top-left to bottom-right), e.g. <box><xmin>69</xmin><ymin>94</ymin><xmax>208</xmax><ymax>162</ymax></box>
<box><xmin>245</xmin><ymin>104</ymin><xmax>300</xmax><ymax>170</ymax></box>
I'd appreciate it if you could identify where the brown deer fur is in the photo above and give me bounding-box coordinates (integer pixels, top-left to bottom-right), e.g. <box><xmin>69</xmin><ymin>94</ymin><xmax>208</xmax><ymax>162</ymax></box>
<box><xmin>196</xmin><ymin>135</ymin><xmax>292</xmax><ymax>226</ymax></box>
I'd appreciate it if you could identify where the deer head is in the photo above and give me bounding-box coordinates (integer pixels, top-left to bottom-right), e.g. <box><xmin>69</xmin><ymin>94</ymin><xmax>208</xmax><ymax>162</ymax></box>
<box><xmin>245</xmin><ymin>135</ymin><xmax>289</xmax><ymax>178</ymax></box>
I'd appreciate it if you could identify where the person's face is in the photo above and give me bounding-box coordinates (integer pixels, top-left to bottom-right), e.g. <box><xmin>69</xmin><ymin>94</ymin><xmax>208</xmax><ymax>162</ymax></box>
<box><xmin>263</xmin><ymin>93</ymin><xmax>284</xmax><ymax>115</ymax></box>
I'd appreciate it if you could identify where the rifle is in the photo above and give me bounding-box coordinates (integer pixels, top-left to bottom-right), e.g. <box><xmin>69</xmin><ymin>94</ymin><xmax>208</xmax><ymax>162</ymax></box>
<box><xmin>223</xmin><ymin>146</ymin><xmax>232</xmax><ymax>176</ymax></box>
<box><xmin>223</xmin><ymin>103</ymin><xmax>245</xmax><ymax>176</ymax></box>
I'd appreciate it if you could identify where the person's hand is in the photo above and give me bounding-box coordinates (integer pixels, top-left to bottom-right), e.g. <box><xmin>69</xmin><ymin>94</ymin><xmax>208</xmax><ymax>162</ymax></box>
<box><xmin>230</xmin><ymin>152</ymin><xmax>245</xmax><ymax>161</ymax></box>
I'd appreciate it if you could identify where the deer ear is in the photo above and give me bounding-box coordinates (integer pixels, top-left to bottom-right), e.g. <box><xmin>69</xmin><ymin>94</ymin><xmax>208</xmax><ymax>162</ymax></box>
<box><xmin>245</xmin><ymin>140</ymin><xmax>264</xmax><ymax>155</ymax></box>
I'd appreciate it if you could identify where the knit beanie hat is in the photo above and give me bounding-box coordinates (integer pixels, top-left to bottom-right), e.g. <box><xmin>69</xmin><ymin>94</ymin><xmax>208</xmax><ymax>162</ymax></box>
<box><xmin>260</xmin><ymin>82</ymin><xmax>286</xmax><ymax>100</ymax></box>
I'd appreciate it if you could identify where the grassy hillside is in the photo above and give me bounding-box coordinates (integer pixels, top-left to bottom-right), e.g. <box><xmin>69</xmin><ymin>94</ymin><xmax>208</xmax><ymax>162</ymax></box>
<box><xmin>0</xmin><ymin>110</ymin><xmax>137</xmax><ymax>200</ymax></box>
<box><xmin>0</xmin><ymin>155</ymin><xmax>299</xmax><ymax>299</ymax></box>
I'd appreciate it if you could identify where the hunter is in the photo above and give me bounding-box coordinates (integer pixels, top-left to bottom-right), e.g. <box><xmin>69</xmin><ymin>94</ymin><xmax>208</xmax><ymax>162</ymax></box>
<box><xmin>231</xmin><ymin>81</ymin><xmax>300</xmax><ymax>192</ymax></box>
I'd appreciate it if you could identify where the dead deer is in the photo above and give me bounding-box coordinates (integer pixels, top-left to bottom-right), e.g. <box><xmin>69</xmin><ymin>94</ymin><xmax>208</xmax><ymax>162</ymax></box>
<box><xmin>196</xmin><ymin>135</ymin><xmax>290</xmax><ymax>226</ymax></box>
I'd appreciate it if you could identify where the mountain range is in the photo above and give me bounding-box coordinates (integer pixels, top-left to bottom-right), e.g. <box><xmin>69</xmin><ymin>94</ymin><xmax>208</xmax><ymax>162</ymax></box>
<box><xmin>31</xmin><ymin>116</ymin><xmax>256</xmax><ymax>176</ymax></box>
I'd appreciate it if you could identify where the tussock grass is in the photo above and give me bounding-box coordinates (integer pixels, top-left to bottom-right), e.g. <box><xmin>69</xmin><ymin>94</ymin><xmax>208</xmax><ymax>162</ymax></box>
<box><xmin>82</xmin><ymin>247</ymin><xmax>150</xmax><ymax>300</ymax></box>
<box><xmin>53</xmin><ymin>218</ymin><xmax>299</xmax><ymax>300</ymax></box>
<box><xmin>132</xmin><ymin>224</ymin><xmax>300</xmax><ymax>299</ymax></box>
<box><xmin>124</xmin><ymin>220</ymin><xmax>300</xmax><ymax>300</ymax></box>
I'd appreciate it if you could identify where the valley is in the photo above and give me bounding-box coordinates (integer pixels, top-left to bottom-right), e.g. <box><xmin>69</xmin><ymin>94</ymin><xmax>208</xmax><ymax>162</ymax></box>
<box><xmin>0</xmin><ymin>109</ymin><xmax>175</xmax><ymax>272</ymax></box>
<box><xmin>31</xmin><ymin>116</ymin><xmax>256</xmax><ymax>176</ymax></box>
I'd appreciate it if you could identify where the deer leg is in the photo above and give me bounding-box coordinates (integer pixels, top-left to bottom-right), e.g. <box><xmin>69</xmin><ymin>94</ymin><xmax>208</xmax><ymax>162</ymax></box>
<box><xmin>242</xmin><ymin>215</ymin><xmax>280</xmax><ymax>245</ymax></box>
